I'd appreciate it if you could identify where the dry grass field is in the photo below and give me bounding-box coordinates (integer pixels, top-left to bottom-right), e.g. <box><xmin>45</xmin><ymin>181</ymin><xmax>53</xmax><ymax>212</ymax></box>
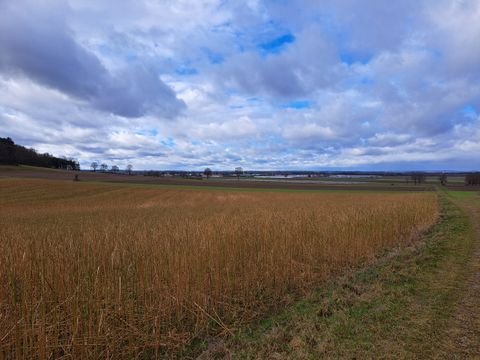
<box><xmin>0</xmin><ymin>179</ymin><xmax>438</xmax><ymax>358</ymax></box>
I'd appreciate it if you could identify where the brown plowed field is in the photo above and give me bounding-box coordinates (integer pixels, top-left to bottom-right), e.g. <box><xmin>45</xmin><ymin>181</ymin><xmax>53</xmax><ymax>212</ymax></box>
<box><xmin>0</xmin><ymin>166</ymin><xmax>433</xmax><ymax>192</ymax></box>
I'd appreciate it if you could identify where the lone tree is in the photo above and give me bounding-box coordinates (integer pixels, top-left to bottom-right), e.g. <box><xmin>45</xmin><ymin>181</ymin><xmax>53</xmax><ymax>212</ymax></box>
<box><xmin>126</xmin><ymin>164</ymin><xmax>133</xmax><ymax>175</ymax></box>
<box><xmin>100</xmin><ymin>163</ymin><xmax>108</xmax><ymax>172</ymax></box>
<box><xmin>204</xmin><ymin>167</ymin><xmax>212</xmax><ymax>179</ymax></box>
<box><xmin>91</xmin><ymin>162</ymin><xmax>98</xmax><ymax>172</ymax></box>
<box><xmin>235</xmin><ymin>166</ymin><xmax>243</xmax><ymax>180</ymax></box>
<box><xmin>111</xmin><ymin>165</ymin><xmax>119</xmax><ymax>173</ymax></box>
<box><xmin>439</xmin><ymin>174</ymin><xmax>448</xmax><ymax>186</ymax></box>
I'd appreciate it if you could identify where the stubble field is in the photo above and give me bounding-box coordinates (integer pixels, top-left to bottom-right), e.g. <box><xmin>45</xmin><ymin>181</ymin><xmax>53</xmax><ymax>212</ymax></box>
<box><xmin>0</xmin><ymin>179</ymin><xmax>438</xmax><ymax>358</ymax></box>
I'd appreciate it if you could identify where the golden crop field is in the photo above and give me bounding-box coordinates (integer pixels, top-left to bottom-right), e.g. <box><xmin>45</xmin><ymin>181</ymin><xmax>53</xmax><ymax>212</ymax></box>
<box><xmin>0</xmin><ymin>179</ymin><xmax>438</xmax><ymax>358</ymax></box>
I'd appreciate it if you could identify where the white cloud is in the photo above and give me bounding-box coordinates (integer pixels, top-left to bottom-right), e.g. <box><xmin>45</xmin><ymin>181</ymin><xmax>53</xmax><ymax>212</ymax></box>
<box><xmin>1</xmin><ymin>0</ymin><xmax>480</xmax><ymax>170</ymax></box>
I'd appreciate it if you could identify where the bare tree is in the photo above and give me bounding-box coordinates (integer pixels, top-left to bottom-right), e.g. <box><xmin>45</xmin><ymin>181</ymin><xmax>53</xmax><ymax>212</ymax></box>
<box><xmin>100</xmin><ymin>163</ymin><xmax>108</xmax><ymax>172</ymax></box>
<box><xmin>111</xmin><ymin>165</ymin><xmax>119</xmax><ymax>173</ymax></box>
<box><xmin>126</xmin><ymin>164</ymin><xmax>133</xmax><ymax>175</ymax></box>
<box><xmin>465</xmin><ymin>172</ymin><xmax>480</xmax><ymax>185</ymax></box>
<box><xmin>411</xmin><ymin>173</ymin><xmax>426</xmax><ymax>185</ymax></box>
<box><xmin>204</xmin><ymin>167</ymin><xmax>212</xmax><ymax>179</ymax></box>
<box><xmin>91</xmin><ymin>162</ymin><xmax>98</xmax><ymax>172</ymax></box>
<box><xmin>235</xmin><ymin>166</ymin><xmax>243</xmax><ymax>180</ymax></box>
<box><xmin>439</xmin><ymin>174</ymin><xmax>447</xmax><ymax>186</ymax></box>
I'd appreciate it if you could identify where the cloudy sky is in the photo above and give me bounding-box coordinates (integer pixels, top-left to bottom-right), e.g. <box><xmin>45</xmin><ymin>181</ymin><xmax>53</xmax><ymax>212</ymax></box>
<box><xmin>1</xmin><ymin>0</ymin><xmax>479</xmax><ymax>170</ymax></box>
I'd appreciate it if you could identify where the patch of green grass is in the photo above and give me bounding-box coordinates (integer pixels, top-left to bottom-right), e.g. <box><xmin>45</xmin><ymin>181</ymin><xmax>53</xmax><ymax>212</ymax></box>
<box><xmin>0</xmin><ymin>165</ymin><xmax>63</xmax><ymax>172</ymax></box>
<box><xmin>448</xmin><ymin>190</ymin><xmax>480</xmax><ymax>199</ymax></box>
<box><xmin>0</xmin><ymin>176</ymin><xmax>326</xmax><ymax>194</ymax></box>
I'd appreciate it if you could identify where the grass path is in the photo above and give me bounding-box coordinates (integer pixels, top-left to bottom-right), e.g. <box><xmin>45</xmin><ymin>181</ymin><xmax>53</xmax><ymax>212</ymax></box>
<box><xmin>436</xmin><ymin>191</ymin><xmax>480</xmax><ymax>357</ymax></box>
<box><xmin>195</xmin><ymin>190</ymin><xmax>480</xmax><ymax>359</ymax></box>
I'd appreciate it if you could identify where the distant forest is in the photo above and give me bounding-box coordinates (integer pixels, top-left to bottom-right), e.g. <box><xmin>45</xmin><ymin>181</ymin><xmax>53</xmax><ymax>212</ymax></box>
<box><xmin>0</xmin><ymin>137</ymin><xmax>79</xmax><ymax>170</ymax></box>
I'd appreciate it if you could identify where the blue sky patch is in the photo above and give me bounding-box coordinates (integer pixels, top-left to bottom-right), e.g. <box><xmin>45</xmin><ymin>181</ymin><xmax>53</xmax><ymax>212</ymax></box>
<box><xmin>259</xmin><ymin>33</ymin><xmax>295</xmax><ymax>54</ymax></box>
<box><xmin>282</xmin><ymin>100</ymin><xmax>312</xmax><ymax>109</ymax></box>
<box><xmin>202</xmin><ymin>48</ymin><xmax>224</xmax><ymax>64</ymax></box>
<box><xmin>136</xmin><ymin>128</ymin><xmax>158</xmax><ymax>137</ymax></box>
<box><xmin>175</xmin><ymin>66</ymin><xmax>198</xmax><ymax>76</ymax></box>
<box><xmin>161</xmin><ymin>137</ymin><xmax>175</xmax><ymax>148</ymax></box>
<box><xmin>340</xmin><ymin>51</ymin><xmax>372</xmax><ymax>65</ymax></box>
<box><xmin>462</xmin><ymin>104</ymin><xmax>477</xmax><ymax>118</ymax></box>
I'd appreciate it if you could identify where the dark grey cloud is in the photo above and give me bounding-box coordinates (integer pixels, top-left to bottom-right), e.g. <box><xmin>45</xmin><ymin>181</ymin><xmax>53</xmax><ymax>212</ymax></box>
<box><xmin>93</xmin><ymin>65</ymin><xmax>184</xmax><ymax>118</ymax></box>
<box><xmin>0</xmin><ymin>0</ymin><xmax>184</xmax><ymax>118</ymax></box>
<box><xmin>0</xmin><ymin>2</ymin><xmax>105</xmax><ymax>98</ymax></box>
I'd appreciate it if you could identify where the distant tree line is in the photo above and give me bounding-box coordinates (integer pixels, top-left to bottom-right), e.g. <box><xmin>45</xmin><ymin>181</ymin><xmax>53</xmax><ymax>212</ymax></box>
<box><xmin>91</xmin><ymin>162</ymin><xmax>133</xmax><ymax>174</ymax></box>
<box><xmin>0</xmin><ymin>137</ymin><xmax>79</xmax><ymax>170</ymax></box>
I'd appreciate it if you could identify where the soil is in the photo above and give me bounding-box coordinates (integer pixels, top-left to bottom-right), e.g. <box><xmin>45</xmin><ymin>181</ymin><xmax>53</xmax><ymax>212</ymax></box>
<box><xmin>0</xmin><ymin>167</ymin><xmax>432</xmax><ymax>192</ymax></box>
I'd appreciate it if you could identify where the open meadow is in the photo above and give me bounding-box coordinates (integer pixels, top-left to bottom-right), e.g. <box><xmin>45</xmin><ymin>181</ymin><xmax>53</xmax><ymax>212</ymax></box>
<box><xmin>0</xmin><ymin>177</ymin><xmax>439</xmax><ymax>358</ymax></box>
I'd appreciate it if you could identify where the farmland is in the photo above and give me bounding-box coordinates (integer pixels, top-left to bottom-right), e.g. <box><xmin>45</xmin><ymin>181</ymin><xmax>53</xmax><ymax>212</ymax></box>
<box><xmin>0</xmin><ymin>177</ymin><xmax>438</xmax><ymax>358</ymax></box>
<box><xmin>0</xmin><ymin>165</ymin><xmax>437</xmax><ymax>192</ymax></box>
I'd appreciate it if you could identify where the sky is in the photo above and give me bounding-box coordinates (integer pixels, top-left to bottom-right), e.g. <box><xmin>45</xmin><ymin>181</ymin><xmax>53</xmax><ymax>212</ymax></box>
<box><xmin>1</xmin><ymin>0</ymin><xmax>479</xmax><ymax>171</ymax></box>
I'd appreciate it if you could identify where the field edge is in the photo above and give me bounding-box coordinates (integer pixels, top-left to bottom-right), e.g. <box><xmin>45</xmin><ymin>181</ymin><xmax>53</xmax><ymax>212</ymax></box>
<box><xmin>190</xmin><ymin>191</ymin><xmax>476</xmax><ymax>359</ymax></box>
